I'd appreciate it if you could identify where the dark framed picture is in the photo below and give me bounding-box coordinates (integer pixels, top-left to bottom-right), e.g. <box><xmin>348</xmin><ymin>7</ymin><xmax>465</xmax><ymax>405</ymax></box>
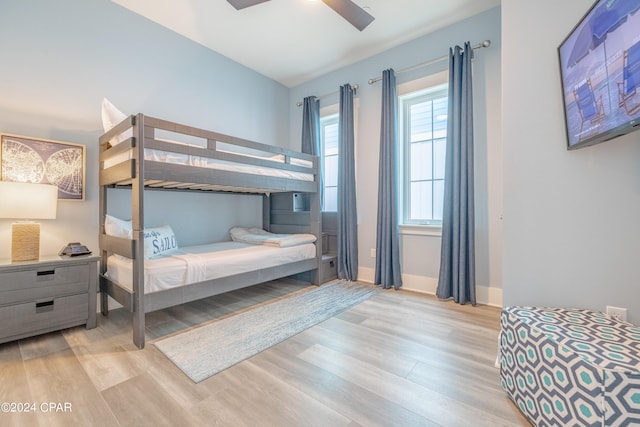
<box><xmin>0</xmin><ymin>134</ymin><xmax>86</xmax><ymax>200</ymax></box>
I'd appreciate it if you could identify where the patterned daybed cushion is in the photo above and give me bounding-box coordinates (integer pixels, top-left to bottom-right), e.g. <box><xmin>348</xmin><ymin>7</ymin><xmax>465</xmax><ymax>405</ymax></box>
<box><xmin>499</xmin><ymin>306</ymin><xmax>640</xmax><ymax>426</ymax></box>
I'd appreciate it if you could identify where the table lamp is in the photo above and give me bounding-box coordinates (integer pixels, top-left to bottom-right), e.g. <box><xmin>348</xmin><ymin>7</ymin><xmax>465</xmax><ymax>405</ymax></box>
<box><xmin>0</xmin><ymin>181</ymin><xmax>58</xmax><ymax>262</ymax></box>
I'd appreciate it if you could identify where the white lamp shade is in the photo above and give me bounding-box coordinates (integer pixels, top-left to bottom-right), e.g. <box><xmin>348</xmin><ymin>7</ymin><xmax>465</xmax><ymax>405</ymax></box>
<box><xmin>0</xmin><ymin>181</ymin><xmax>58</xmax><ymax>219</ymax></box>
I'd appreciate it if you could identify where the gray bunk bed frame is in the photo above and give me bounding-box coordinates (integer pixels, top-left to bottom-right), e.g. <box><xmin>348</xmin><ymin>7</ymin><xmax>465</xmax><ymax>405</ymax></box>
<box><xmin>98</xmin><ymin>113</ymin><xmax>322</xmax><ymax>349</ymax></box>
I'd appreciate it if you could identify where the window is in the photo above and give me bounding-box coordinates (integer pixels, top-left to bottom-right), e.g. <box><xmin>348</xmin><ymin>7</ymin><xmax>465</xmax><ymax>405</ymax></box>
<box><xmin>320</xmin><ymin>114</ymin><xmax>339</xmax><ymax>211</ymax></box>
<box><xmin>400</xmin><ymin>84</ymin><xmax>448</xmax><ymax>226</ymax></box>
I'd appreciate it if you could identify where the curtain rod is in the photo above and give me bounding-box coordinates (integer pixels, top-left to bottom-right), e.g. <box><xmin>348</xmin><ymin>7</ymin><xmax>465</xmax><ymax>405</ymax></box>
<box><xmin>296</xmin><ymin>84</ymin><xmax>359</xmax><ymax>107</ymax></box>
<box><xmin>367</xmin><ymin>39</ymin><xmax>491</xmax><ymax>85</ymax></box>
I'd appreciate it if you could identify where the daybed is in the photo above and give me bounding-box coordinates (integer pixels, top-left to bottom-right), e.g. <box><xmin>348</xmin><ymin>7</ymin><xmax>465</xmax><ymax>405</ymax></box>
<box><xmin>98</xmin><ymin>110</ymin><xmax>322</xmax><ymax>348</ymax></box>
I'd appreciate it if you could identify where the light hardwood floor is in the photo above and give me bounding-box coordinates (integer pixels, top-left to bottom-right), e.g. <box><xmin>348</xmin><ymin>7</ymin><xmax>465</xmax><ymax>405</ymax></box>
<box><xmin>0</xmin><ymin>279</ymin><xmax>530</xmax><ymax>426</ymax></box>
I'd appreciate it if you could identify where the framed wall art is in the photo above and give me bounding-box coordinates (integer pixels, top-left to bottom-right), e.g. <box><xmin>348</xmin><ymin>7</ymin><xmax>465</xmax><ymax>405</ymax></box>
<box><xmin>0</xmin><ymin>134</ymin><xmax>86</xmax><ymax>200</ymax></box>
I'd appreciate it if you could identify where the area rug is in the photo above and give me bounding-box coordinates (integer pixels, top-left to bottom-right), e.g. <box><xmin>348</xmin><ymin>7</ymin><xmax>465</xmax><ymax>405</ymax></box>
<box><xmin>154</xmin><ymin>280</ymin><xmax>382</xmax><ymax>383</ymax></box>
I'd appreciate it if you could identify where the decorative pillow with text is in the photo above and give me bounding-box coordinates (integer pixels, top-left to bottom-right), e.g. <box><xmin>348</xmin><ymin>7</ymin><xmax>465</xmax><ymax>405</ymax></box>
<box><xmin>143</xmin><ymin>224</ymin><xmax>178</xmax><ymax>259</ymax></box>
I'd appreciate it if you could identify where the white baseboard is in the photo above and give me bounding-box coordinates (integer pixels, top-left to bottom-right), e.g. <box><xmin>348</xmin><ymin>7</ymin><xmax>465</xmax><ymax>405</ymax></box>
<box><xmin>358</xmin><ymin>267</ymin><xmax>503</xmax><ymax>307</ymax></box>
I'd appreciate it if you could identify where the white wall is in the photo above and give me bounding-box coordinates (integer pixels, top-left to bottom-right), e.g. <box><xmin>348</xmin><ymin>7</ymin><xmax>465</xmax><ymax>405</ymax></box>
<box><xmin>0</xmin><ymin>0</ymin><xmax>290</xmax><ymax>259</ymax></box>
<box><xmin>502</xmin><ymin>0</ymin><xmax>640</xmax><ymax>322</ymax></box>
<box><xmin>290</xmin><ymin>8</ymin><xmax>503</xmax><ymax>305</ymax></box>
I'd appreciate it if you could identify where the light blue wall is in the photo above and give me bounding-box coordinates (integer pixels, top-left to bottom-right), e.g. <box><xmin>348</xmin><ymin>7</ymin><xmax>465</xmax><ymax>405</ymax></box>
<box><xmin>289</xmin><ymin>8</ymin><xmax>503</xmax><ymax>303</ymax></box>
<box><xmin>11</xmin><ymin>1</ymin><xmax>623</xmax><ymax>319</ymax></box>
<box><xmin>502</xmin><ymin>0</ymin><xmax>640</xmax><ymax>322</ymax></box>
<box><xmin>3</xmin><ymin>1</ymin><xmax>629</xmax><ymax>320</ymax></box>
<box><xmin>0</xmin><ymin>0</ymin><xmax>290</xmax><ymax>257</ymax></box>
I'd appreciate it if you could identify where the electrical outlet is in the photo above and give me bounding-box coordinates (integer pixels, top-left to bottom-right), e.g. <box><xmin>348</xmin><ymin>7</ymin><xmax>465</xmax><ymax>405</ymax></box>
<box><xmin>606</xmin><ymin>306</ymin><xmax>627</xmax><ymax>322</ymax></box>
<box><xmin>370</xmin><ymin>248</ymin><xmax>376</xmax><ymax>258</ymax></box>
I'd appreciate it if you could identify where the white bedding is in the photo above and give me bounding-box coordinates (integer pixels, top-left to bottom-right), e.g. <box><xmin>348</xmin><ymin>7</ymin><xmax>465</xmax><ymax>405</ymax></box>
<box><xmin>230</xmin><ymin>227</ymin><xmax>316</xmax><ymax>247</ymax></box>
<box><xmin>104</xmin><ymin>146</ymin><xmax>314</xmax><ymax>182</ymax></box>
<box><xmin>105</xmin><ymin>241</ymin><xmax>316</xmax><ymax>294</ymax></box>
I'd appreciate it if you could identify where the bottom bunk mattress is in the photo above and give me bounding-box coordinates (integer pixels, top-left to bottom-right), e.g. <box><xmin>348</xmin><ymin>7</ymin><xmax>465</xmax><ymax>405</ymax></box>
<box><xmin>105</xmin><ymin>241</ymin><xmax>316</xmax><ymax>294</ymax></box>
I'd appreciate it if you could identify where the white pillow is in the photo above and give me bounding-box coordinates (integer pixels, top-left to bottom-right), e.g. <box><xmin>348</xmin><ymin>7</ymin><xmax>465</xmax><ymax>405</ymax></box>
<box><xmin>104</xmin><ymin>214</ymin><xmax>132</xmax><ymax>239</ymax></box>
<box><xmin>101</xmin><ymin>98</ymin><xmax>132</xmax><ymax>146</ymax></box>
<box><xmin>143</xmin><ymin>224</ymin><xmax>178</xmax><ymax>259</ymax></box>
<box><xmin>229</xmin><ymin>227</ymin><xmax>250</xmax><ymax>242</ymax></box>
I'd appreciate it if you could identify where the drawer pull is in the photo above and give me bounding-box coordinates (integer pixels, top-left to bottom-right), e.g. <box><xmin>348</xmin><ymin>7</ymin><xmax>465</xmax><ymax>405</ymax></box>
<box><xmin>36</xmin><ymin>270</ymin><xmax>56</xmax><ymax>282</ymax></box>
<box><xmin>37</xmin><ymin>270</ymin><xmax>55</xmax><ymax>276</ymax></box>
<box><xmin>36</xmin><ymin>300</ymin><xmax>54</xmax><ymax>313</ymax></box>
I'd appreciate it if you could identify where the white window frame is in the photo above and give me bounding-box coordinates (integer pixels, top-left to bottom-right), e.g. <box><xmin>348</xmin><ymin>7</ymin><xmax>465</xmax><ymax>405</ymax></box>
<box><xmin>320</xmin><ymin>113</ymin><xmax>339</xmax><ymax>212</ymax></box>
<box><xmin>397</xmin><ymin>71</ymin><xmax>449</xmax><ymax>235</ymax></box>
<box><xmin>317</xmin><ymin>99</ymin><xmax>358</xmax><ymax>213</ymax></box>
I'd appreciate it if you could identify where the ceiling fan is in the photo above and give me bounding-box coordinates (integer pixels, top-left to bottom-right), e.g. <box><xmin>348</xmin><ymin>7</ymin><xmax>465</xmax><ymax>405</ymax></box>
<box><xmin>226</xmin><ymin>0</ymin><xmax>375</xmax><ymax>31</ymax></box>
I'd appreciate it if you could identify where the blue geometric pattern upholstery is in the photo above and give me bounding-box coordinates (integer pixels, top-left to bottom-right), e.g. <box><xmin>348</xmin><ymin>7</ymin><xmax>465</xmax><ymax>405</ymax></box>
<box><xmin>500</xmin><ymin>307</ymin><xmax>640</xmax><ymax>426</ymax></box>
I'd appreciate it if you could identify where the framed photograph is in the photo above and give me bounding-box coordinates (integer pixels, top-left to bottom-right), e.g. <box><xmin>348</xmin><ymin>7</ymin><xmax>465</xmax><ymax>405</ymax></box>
<box><xmin>0</xmin><ymin>134</ymin><xmax>85</xmax><ymax>200</ymax></box>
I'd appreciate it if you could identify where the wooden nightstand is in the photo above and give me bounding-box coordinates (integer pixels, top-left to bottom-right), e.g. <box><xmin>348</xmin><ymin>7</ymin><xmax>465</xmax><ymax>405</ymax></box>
<box><xmin>0</xmin><ymin>255</ymin><xmax>99</xmax><ymax>344</ymax></box>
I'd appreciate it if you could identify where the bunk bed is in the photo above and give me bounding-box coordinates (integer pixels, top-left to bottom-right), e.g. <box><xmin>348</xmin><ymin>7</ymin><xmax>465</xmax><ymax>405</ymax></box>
<box><xmin>98</xmin><ymin>113</ymin><xmax>322</xmax><ymax>349</ymax></box>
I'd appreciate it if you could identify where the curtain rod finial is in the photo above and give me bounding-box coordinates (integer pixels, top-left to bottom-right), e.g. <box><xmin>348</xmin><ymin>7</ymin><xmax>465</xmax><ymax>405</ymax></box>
<box><xmin>482</xmin><ymin>40</ymin><xmax>491</xmax><ymax>48</ymax></box>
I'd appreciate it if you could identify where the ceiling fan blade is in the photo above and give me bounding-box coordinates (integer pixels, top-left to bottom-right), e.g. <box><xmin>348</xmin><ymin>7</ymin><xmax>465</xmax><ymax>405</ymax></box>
<box><xmin>227</xmin><ymin>0</ymin><xmax>270</xmax><ymax>10</ymax></box>
<box><xmin>321</xmin><ymin>0</ymin><xmax>374</xmax><ymax>31</ymax></box>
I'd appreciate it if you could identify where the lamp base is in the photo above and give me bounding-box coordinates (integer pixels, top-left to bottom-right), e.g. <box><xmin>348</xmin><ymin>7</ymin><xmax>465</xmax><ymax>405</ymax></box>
<box><xmin>11</xmin><ymin>222</ymin><xmax>40</xmax><ymax>262</ymax></box>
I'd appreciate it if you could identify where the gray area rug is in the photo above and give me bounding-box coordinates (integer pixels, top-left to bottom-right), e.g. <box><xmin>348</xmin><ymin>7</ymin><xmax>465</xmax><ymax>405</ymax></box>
<box><xmin>154</xmin><ymin>280</ymin><xmax>383</xmax><ymax>383</ymax></box>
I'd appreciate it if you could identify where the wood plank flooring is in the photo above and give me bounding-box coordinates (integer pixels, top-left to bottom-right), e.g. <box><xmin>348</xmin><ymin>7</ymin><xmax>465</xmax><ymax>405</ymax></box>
<box><xmin>0</xmin><ymin>279</ymin><xmax>530</xmax><ymax>426</ymax></box>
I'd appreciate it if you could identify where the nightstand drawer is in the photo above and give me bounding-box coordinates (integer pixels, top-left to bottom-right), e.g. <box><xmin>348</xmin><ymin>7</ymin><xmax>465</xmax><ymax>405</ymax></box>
<box><xmin>0</xmin><ymin>265</ymin><xmax>88</xmax><ymax>305</ymax></box>
<box><xmin>0</xmin><ymin>293</ymin><xmax>89</xmax><ymax>339</ymax></box>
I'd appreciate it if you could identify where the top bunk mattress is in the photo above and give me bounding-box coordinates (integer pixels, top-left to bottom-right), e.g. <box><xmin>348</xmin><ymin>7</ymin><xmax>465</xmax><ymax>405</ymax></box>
<box><xmin>105</xmin><ymin>241</ymin><xmax>316</xmax><ymax>294</ymax></box>
<box><xmin>104</xmin><ymin>146</ymin><xmax>314</xmax><ymax>183</ymax></box>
